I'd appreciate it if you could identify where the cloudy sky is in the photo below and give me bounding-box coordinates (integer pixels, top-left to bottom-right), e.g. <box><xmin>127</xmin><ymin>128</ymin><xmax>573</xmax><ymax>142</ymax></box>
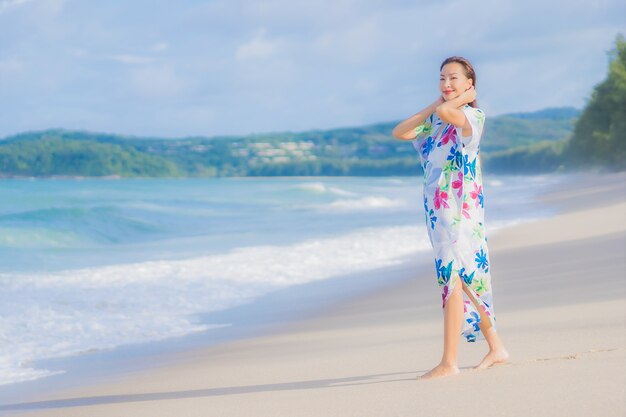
<box><xmin>0</xmin><ymin>0</ymin><xmax>624</xmax><ymax>139</ymax></box>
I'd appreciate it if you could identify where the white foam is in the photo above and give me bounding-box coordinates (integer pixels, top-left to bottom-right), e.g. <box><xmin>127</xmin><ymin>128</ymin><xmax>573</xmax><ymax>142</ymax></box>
<box><xmin>0</xmin><ymin>210</ymin><xmax>556</xmax><ymax>387</ymax></box>
<box><xmin>315</xmin><ymin>196</ymin><xmax>408</xmax><ymax>211</ymax></box>
<box><xmin>487</xmin><ymin>179</ymin><xmax>503</xmax><ymax>187</ymax></box>
<box><xmin>0</xmin><ymin>227</ymin><xmax>83</xmax><ymax>248</ymax></box>
<box><xmin>293</xmin><ymin>182</ymin><xmax>357</xmax><ymax>196</ymax></box>
<box><xmin>0</xmin><ymin>224</ymin><xmax>431</xmax><ymax>386</ymax></box>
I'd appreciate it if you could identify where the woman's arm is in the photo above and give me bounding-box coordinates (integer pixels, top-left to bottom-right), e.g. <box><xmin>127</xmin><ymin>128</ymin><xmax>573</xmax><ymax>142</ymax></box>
<box><xmin>436</xmin><ymin>86</ymin><xmax>476</xmax><ymax>135</ymax></box>
<box><xmin>392</xmin><ymin>97</ymin><xmax>444</xmax><ymax>140</ymax></box>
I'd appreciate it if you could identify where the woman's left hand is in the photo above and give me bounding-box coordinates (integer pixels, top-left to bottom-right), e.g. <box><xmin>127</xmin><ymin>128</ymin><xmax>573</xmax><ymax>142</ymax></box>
<box><xmin>458</xmin><ymin>85</ymin><xmax>477</xmax><ymax>105</ymax></box>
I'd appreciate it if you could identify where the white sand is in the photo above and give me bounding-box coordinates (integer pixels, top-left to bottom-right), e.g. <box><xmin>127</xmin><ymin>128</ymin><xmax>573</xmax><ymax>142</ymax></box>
<box><xmin>3</xmin><ymin>171</ymin><xmax>626</xmax><ymax>417</ymax></box>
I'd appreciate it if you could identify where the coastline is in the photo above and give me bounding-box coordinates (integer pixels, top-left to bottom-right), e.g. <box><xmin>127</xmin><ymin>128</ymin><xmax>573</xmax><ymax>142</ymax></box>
<box><xmin>1</xmin><ymin>170</ymin><xmax>625</xmax><ymax>417</ymax></box>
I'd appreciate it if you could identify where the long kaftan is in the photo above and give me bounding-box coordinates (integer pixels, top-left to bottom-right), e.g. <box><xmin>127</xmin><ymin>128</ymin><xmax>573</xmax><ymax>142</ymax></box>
<box><xmin>411</xmin><ymin>104</ymin><xmax>497</xmax><ymax>342</ymax></box>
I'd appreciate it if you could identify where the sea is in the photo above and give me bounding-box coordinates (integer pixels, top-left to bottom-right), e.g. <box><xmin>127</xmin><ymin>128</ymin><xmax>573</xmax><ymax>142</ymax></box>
<box><xmin>0</xmin><ymin>174</ymin><xmax>568</xmax><ymax>388</ymax></box>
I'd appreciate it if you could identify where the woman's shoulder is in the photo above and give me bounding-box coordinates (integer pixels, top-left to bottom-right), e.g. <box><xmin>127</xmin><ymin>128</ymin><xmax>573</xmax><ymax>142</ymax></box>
<box><xmin>463</xmin><ymin>104</ymin><xmax>485</xmax><ymax>113</ymax></box>
<box><xmin>463</xmin><ymin>105</ymin><xmax>486</xmax><ymax>122</ymax></box>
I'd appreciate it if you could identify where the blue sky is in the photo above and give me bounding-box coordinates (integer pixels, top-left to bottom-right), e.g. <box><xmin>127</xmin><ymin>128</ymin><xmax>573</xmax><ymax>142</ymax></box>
<box><xmin>0</xmin><ymin>0</ymin><xmax>624</xmax><ymax>139</ymax></box>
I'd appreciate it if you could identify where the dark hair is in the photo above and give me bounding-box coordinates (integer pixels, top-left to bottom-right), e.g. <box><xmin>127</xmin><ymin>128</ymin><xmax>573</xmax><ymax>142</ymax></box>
<box><xmin>440</xmin><ymin>56</ymin><xmax>478</xmax><ymax>108</ymax></box>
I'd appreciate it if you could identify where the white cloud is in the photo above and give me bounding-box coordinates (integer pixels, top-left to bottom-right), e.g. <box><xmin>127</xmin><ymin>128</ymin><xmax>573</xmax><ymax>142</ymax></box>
<box><xmin>112</xmin><ymin>54</ymin><xmax>155</xmax><ymax>65</ymax></box>
<box><xmin>151</xmin><ymin>42</ymin><xmax>169</xmax><ymax>52</ymax></box>
<box><xmin>310</xmin><ymin>19</ymin><xmax>383</xmax><ymax>64</ymax></box>
<box><xmin>0</xmin><ymin>58</ymin><xmax>23</xmax><ymax>71</ymax></box>
<box><xmin>129</xmin><ymin>65</ymin><xmax>187</xmax><ymax>98</ymax></box>
<box><xmin>0</xmin><ymin>0</ymin><xmax>33</xmax><ymax>13</ymax></box>
<box><xmin>0</xmin><ymin>0</ymin><xmax>624</xmax><ymax>138</ymax></box>
<box><xmin>68</xmin><ymin>47</ymin><xmax>87</xmax><ymax>57</ymax></box>
<box><xmin>235</xmin><ymin>28</ymin><xmax>283</xmax><ymax>60</ymax></box>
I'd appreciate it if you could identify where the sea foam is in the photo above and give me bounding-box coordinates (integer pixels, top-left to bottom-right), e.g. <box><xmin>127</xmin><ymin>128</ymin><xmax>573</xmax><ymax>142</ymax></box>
<box><xmin>0</xmin><ymin>224</ymin><xmax>432</xmax><ymax>386</ymax></box>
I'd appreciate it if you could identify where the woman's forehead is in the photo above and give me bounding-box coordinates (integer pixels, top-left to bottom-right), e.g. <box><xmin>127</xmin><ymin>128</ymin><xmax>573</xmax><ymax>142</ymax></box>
<box><xmin>440</xmin><ymin>62</ymin><xmax>464</xmax><ymax>75</ymax></box>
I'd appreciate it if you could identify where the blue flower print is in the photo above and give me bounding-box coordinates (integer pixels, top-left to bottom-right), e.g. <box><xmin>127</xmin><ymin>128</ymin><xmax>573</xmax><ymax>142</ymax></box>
<box><xmin>459</xmin><ymin>267</ymin><xmax>475</xmax><ymax>286</ymax></box>
<box><xmin>453</xmin><ymin>148</ymin><xmax>463</xmax><ymax>170</ymax></box>
<box><xmin>446</xmin><ymin>146</ymin><xmax>462</xmax><ymax>170</ymax></box>
<box><xmin>466</xmin><ymin>311</ymin><xmax>481</xmax><ymax>332</ymax></box>
<box><xmin>475</xmin><ymin>248</ymin><xmax>489</xmax><ymax>272</ymax></box>
<box><xmin>428</xmin><ymin>208</ymin><xmax>437</xmax><ymax>229</ymax></box>
<box><xmin>435</xmin><ymin>258</ymin><xmax>453</xmax><ymax>286</ymax></box>
<box><xmin>446</xmin><ymin>146</ymin><xmax>455</xmax><ymax>161</ymax></box>
<box><xmin>421</xmin><ymin>137</ymin><xmax>435</xmax><ymax>158</ymax></box>
<box><xmin>463</xmin><ymin>154</ymin><xmax>477</xmax><ymax>178</ymax></box>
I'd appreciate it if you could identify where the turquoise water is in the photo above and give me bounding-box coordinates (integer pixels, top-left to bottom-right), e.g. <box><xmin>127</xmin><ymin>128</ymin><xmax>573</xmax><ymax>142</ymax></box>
<box><xmin>0</xmin><ymin>175</ymin><xmax>566</xmax><ymax>386</ymax></box>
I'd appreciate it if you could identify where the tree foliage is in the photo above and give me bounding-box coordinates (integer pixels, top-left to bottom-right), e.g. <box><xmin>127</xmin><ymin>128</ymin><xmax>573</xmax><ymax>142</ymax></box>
<box><xmin>0</xmin><ymin>135</ymin><xmax>180</xmax><ymax>177</ymax></box>
<box><xmin>565</xmin><ymin>33</ymin><xmax>626</xmax><ymax>170</ymax></box>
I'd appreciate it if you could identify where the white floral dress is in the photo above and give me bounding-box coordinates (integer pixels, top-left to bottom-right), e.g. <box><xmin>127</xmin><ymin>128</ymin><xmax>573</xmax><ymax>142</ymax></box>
<box><xmin>411</xmin><ymin>104</ymin><xmax>497</xmax><ymax>342</ymax></box>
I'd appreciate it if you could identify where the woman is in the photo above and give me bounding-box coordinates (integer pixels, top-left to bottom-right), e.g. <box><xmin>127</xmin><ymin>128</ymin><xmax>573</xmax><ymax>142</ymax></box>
<box><xmin>392</xmin><ymin>56</ymin><xmax>509</xmax><ymax>380</ymax></box>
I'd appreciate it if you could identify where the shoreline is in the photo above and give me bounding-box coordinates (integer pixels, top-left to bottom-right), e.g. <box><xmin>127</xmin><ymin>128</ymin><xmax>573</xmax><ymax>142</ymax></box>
<box><xmin>0</xmin><ymin>173</ymin><xmax>564</xmax><ymax>392</ymax></box>
<box><xmin>1</xmin><ymin>170</ymin><xmax>625</xmax><ymax>416</ymax></box>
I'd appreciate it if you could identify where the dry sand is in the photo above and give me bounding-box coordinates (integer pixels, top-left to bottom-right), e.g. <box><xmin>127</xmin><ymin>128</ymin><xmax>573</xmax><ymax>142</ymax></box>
<box><xmin>2</xmin><ymin>171</ymin><xmax>626</xmax><ymax>417</ymax></box>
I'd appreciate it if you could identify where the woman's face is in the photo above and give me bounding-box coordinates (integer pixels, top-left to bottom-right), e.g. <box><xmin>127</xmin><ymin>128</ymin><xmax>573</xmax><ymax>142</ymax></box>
<box><xmin>440</xmin><ymin>62</ymin><xmax>473</xmax><ymax>101</ymax></box>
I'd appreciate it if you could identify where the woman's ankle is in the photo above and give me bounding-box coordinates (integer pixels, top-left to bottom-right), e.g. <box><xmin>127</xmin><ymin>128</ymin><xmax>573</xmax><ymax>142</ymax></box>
<box><xmin>440</xmin><ymin>359</ymin><xmax>458</xmax><ymax>368</ymax></box>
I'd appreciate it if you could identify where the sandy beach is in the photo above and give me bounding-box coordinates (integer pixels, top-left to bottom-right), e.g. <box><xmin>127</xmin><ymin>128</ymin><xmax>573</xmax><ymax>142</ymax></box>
<box><xmin>2</xmin><ymin>171</ymin><xmax>625</xmax><ymax>417</ymax></box>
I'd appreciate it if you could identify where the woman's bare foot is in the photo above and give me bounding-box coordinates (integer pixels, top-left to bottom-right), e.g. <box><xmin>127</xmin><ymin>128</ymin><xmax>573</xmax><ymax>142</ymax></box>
<box><xmin>417</xmin><ymin>362</ymin><xmax>460</xmax><ymax>380</ymax></box>
<box><xmin>473</xmin><ymin>348</ymin><xmax>510</xmax><ymax>370</ymax></box>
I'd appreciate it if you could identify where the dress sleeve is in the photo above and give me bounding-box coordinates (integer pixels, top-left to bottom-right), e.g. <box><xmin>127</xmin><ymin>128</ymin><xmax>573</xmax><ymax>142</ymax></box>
<box><xmin>456</xmin><ymin>107</ymin><xmax>486</xmax><ymax>148</ymax></box>
<box><xmin>410</xmin><ymin>113</ymin><xmax>434</xmax><ymax>151</ymax></box>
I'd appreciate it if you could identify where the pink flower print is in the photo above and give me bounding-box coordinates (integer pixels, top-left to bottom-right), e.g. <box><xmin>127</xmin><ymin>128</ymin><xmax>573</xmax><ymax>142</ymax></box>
<box><xmin>441</xmin><ymin>285</ymin><xmax>449</xmax><ymax>308</ymax></box>
<box><xmin>439</xmin><ymin>126</ymin><xmax>457</xmax><ymax>147</ymax></box>
<box><xmin>461</xmin><ymin>201</ymin><xmax>471</xmax><ymax>219</ymax></box>
<box><xmin>451</xmin><ymin>171</ymin><xmax>463</xmax><ymax>198</ymax></box>
<box><xmin>433</xmin><ymin>187</ymin><xmax>449</xmax><ymax>209</ymax></box>
<box><xmin>470</xmin><ymin>183</ymin><xmax>483</xmax><ymax>208</ymax></box>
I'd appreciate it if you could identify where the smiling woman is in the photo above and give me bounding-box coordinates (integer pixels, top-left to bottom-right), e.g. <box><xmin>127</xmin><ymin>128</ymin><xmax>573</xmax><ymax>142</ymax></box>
<box><xmin>392</xmin><ymin>55</ymin><xmax>509</xmax><ymax>381</ymax></box>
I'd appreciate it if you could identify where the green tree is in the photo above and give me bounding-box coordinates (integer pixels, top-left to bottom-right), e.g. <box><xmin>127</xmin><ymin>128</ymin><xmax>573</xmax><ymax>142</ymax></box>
<box><xmin>565</xmin><ymin>33</ymin><xmax>626</xmax><ymax>170</ymax></box>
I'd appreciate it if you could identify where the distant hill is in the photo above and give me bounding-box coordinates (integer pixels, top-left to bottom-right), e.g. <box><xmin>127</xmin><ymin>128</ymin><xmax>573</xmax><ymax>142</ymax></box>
<box><xmin>370</xmin><ymin>106</ymin><xmax>580</xmax><ymax>154</ymax></box>
<box><xmin>0</xmin><ymin>106</ymin><xmax>581</xmax><ymax>178</ymax></box>
<box><xmin>501</xmin><ymin>107</ymin><xmax>581</xmax><ymax>120</ymax></box>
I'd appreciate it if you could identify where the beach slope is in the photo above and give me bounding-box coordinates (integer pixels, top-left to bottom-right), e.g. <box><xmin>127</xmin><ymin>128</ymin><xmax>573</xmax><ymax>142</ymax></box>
<box><xmin>3</xmin><ymin>172</ymin><xmax>626</xmax><ymax>417</ymax></box>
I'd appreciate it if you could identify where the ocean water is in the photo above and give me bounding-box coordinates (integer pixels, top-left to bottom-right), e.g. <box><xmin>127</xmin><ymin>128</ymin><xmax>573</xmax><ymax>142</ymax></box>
<box><xmin>0</xmin><ymin>175</ymin><xmax>568</xmax><ymax>386</ymax></box>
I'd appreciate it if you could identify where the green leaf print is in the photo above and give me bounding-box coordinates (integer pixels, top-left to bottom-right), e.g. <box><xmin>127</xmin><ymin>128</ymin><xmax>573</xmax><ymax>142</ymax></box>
<box><xmin>442</xmin><ymin>159</ymin><xmax>456</xmax><ymax>176</ymax></box>
<box><xmin>474</xmin><ymin>276</ymin><xmax>490</xmax><ymax>296</ymax></box>
<box><xmin>452</xmin><ymin>214</ymin><xmax>461</xmax><ymax>227</ymax></box>
<box><xmin>472</xmin><ymin>223</ymin><xmax>485</xmax><ymax>239</ymax></box>
<box><xmin>415</xmin><ymin>121</ymin><xmax>432</xmax><ymax>136</ymax></box>
<box><xmin>475</xmin><ymin>110</ymin><xmax>485</xmax><ymax>126</ymax></box>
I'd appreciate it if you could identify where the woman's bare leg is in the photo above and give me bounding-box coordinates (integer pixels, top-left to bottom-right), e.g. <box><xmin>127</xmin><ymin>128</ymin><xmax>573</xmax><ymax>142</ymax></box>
<box><xmin>418</xmin><ymin>279</ymin><xmax>463</xmax><ymax>380</ymax></box>
<box><xmin>461</xmin><ymin>284</ymin><xmax>510</xmax><ymax>370</ymax></box>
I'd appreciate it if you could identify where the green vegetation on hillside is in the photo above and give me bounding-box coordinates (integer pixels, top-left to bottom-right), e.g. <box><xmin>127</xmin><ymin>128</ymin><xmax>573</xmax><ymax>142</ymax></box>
<box><xmin>0</xmin><ymin>134</ymin><xmax>180</xmax><ymax>177</ymax></box>
<box><xmin>0</xmin><ymin>105</ymin><xmax>580</xmax><ymax>177</ymax></box>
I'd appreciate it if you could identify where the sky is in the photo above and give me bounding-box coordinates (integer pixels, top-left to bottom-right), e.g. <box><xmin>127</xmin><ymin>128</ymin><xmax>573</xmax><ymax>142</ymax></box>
<box><xmin>0</xmin><ymin>0</ymin><xmax>624</xmax><ymax>139</ymax></box>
